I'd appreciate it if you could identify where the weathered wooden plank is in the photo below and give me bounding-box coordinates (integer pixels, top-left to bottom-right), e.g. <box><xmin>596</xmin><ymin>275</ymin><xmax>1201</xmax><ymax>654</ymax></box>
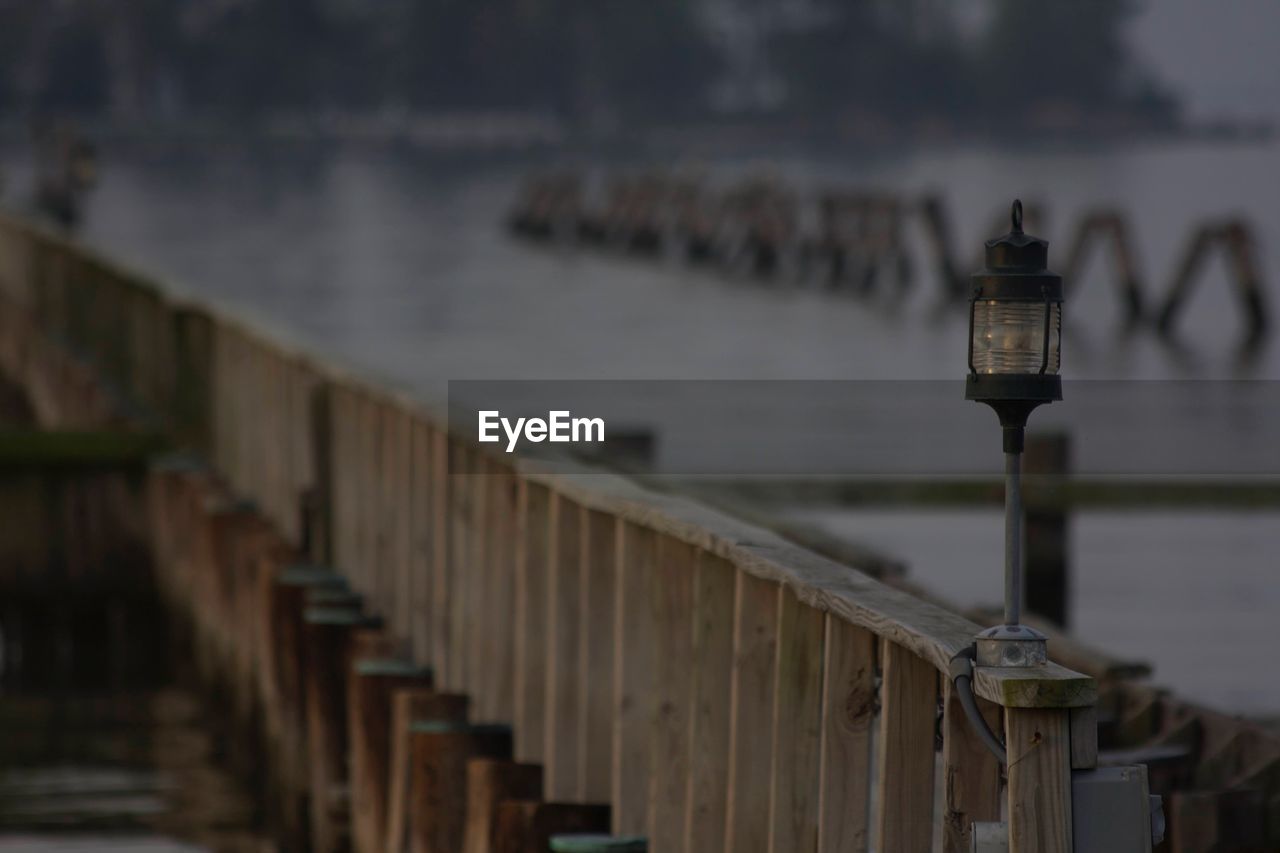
<box><xmin>478</xmin><ymin>458</ymin><xmax>518</xmax><ymax>724</ymax></box>
<box><xmin>579</xmin><ymin>509</ymin><xmax>617</xmax><ymax>803</ymax></box>
<box><xmin>724</xmin><ymin>570</ymin><xmax>780</xmax><ymax>853</ymax></box>
<box><xmin>973</xmin><ymin>665</ymin><xmax>1096</xmax><ymax>709</ymax></box>
<box><xmin>816</xmin><ymin>615</ymin><xmax>875</xmax><ymax>853</ymax></box>
<box><xmin>361</xmin><ymin>391</ymin><xmax>384</xmax><ymax>605</ymax></box>
<box><xmin>330</xmin><ymin>384</ymin><xmax>354</xmax><ymax>576</ymax></box>
<box><xmin>682</xmin><ymin>552</ymin><xmax>735</xmax><ymax>853</ymax></box>
<box><xmin>768</xmin><ymin>586</ymin><xmax>825</xmax><ymax>853</ymax></box>
<box><xmin>942</xmin><ymin>680</ymin><xmax>1003</xmax><ymax>853</ymax></box>
<box><xmin>1006</xmin><ymin>708</ymin><xmax>1073</xmax><ymax>853</ymax></box>
<box><xmin>463</xmin><ymin>447</ymin><xmax>490</xmax><ymax>701</ymax></box>
<box><xmin>407</xmin><ymin>418</ymin><xmax>434</xmax><ymax>666</ymax></box>
<box><xmin>644</xmin><ymin>537</ymin><xmax>696</xmax><ymax>852</ymax></box>
<box><xmin>1070</xmin><ymin>705</ymin><xmax>1099</xmax><ymax>770</ymax></box>
<box><xmin>429</xmin><ymin>428</ymin><xmax>450</xmax><ymax>684</ymax></box>
<box><xmin>515</xmin><ymin>481</ymin><xmax>552</xmax><ymax>763</ymax></box>
<box><xmin>875</xmin><ymin>641</ymin><xmax>938</xmax><ymax>853</ymax></box>
<box><xmin>611</xmin><ymin>522</ymin><xmax>657</xmax><ymax>836</ymax></box>
<box><xmin>546</xmin><ymin>493</ymin><xmax>584</xmax><ymax>800</ymax></box>
<box><xmin>448</xmin><ymin>441</ymin><xmax>475</xmax><ymax>693</ymax></box>
<box><xmin>389</xmin><ymin>404</ymin><xmax>415</xmax><ymax>645</ymax></box>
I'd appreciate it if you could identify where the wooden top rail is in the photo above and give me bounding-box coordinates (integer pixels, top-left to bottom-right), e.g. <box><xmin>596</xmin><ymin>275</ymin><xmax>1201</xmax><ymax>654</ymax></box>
<box><xmin>513</xmin><ymin>457</ymin><xmax>1094</xmax><ymax>708</ymax></box>
<box><xmin>0</xmin><ymin>209</ymin><xmax>1094</xmax><ymax>711</ymax></box>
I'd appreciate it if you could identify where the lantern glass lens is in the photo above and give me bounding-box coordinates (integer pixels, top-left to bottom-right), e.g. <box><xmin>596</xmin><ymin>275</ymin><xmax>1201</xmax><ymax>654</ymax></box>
<box><xmin>972</xmin><ymin>300</ymin><xmax>1061</xmax><ymax>374</ymax></box>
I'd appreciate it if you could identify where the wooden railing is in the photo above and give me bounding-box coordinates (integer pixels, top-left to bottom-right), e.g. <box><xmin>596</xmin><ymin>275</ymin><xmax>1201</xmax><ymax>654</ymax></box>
<box><xmin>0</xmin><ymin>212</ymin><xmax>1097</xmax><ymax>853</ymax></box>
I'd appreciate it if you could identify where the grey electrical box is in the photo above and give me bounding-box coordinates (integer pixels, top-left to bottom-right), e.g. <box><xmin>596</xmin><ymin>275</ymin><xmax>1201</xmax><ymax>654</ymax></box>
<box><xmin>1072</xmin><ymin>765</ymin><xmax>1161</xmax><ymax>853</ymax></box>
<box><xmin>972</xmin><ymin>766</ymin><xmax>1163</xmax><ymax>853</ymax></box>
<box><xmin>971</xmin><ymin>821</ymin><xmax>1008</xmax><ymax>853</ymax></box>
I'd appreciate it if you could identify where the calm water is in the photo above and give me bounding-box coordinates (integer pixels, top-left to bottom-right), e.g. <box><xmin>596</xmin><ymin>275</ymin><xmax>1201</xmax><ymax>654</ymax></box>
<box><xmin>2</xmin><ymin>138</ymin><xmax>1279</xmax><ymax>715</ymax></box>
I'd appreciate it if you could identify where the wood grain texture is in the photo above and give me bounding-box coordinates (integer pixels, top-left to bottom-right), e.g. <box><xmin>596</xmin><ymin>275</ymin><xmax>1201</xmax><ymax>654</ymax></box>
<box><xmin>358</xmin><ymin>390</ymin><xmax>382</xmax><ymax>599</ymax></box>
<box><xmin>682</xmin><ymin>553</ymin><xmax>735</xmax><ymax>853</ymax></box>
<box><xmin>447</xmin><ymin>442</ymin><xmax>474</xmax><ymax>694</ymax></box>
<box><xmin>1006</xmin><ymin>708</ymin><xmax>1073</xmax><ymax>853</ymax></box>
<box><xmin>611</xmin><ymin>522</ymin><xmax>656</xmax><ymax>836</ymax></box>
<box><xmin>875</xmin><ymin>641</ymin><xmax>938</xmax><ymax>853</ymax></box>
<box><xmin>478</xmin><ymin>459</ymin><xmax>518</xmax><ymax>724</ymax></box>
<box><xmin>724</xmin><ymin>570</ymin><xmax>780</xmax><ymax>853</ymax></box>
<box><xmin>579</xmin><ymin>509</ymin><xmax>618</xmax><ymax>803</ymax></box>
<box><xmin>546</xmin><ymin>494</ymin><xmax>584</xmax><ymax>800</ymax></box>
<box><xmin>817</xmin><ymin>616</ymin><xmax>875</xmax><ymax>853</ymax></box>
<box><xmin>390</xmin><ymin>404</ymin><xmax>414</xmax><ymax>645</ymax></box>
<box><xmin>514</xmin><ymin>481</ymin><xmax>551</xmax><ymax>763</ymax></box>
<box><xmin>942</xmin><ymin>680</ymin><xmax>1003</xmax><ymax>853</ymax></box>
<box><xmin>409</xmin><ymin>420</ymin><xmax>435</xmax><ymax>667</ymax></box>
<box><xmin>406</xmin><ymin>725</ymin><xmax>513</xmax><ymax>853</ymax></box>
<box><xmin>464</xmin><ymin>451</ymin><xmax>489</xmax><ymax>703</ymax></box>
<box><xmin>348</xmin><ymin>664</ymin><xmax>433</xmax><ymax>853</ymax></box>
<box><xmin>462</xmin><ymin>759</ymin><xmax>544</xmax><ymax>853</ymax></box>
<box><xmin>1069</xmin><ymin>705</ymin><xmax>1098</xmax><ymax>770</ymax></box>
<box><xmin>769</xmin><ymin>586</ymin><xmax>825</xmax><ymax>853</ymax></box>
<box><xmin>429</xmin><ymin>429</ymin><xmax>449</xmax><ymax>685</ymax></box>
<box><xmin>385</xmin><ymin>689</ymin><xmax>469</xmax><ymax>853</ymax></box>
<box><xmin>644</xmin><ymin>537</ymin><xmax>696</xmax><ymax>852</ymax></box>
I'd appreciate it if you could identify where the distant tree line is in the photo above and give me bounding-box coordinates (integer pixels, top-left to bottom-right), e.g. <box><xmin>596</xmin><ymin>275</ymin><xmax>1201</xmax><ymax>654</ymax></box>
<box><xmin>0</xmin><ymin>0</ymin><xmax>1175</xmax><ymax>129</ymax></box>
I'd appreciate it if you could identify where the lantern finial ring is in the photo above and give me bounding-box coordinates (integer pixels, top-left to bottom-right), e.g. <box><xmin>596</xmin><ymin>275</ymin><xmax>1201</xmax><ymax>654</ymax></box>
<box><xmin>1011</xmin><ymin>199</ymin><xmax>1023</xmax><ymax>233</ymax></box>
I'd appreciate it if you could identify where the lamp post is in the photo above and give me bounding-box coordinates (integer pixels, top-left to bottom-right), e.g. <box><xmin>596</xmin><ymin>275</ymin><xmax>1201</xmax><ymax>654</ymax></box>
<box><xmin>966</xmin><ymin>199</ymin><xmax>1062</xmax><ymax>668</ymax></box>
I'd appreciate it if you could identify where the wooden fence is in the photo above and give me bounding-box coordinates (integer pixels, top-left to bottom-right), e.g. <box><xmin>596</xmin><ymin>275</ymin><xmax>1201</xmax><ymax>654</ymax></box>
<box><xmin>0</xmin><ymin>212</ymin><xmax>1097</xmax><ymax>853</ymax></box>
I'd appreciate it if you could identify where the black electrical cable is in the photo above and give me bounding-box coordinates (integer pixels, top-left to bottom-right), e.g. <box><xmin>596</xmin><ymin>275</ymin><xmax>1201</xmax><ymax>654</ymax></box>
<box><xmin>949</xmin><ymin>645</ymin><xmax>1007</xmax><ymax>765</ymax></box>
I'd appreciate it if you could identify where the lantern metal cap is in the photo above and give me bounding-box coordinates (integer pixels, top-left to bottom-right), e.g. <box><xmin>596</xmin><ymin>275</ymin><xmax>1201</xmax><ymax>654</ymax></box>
<box><xmin>983</xmin><ymin>199</ymin><xmax>1048</xmax><ymax>272</ymax></box>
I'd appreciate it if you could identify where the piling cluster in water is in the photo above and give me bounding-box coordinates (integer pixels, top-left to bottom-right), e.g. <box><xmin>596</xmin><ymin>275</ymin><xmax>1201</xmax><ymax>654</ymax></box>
<box><xmin>508</xmin><ymin>170</ymin><xmax>1271</xmax><ymax>356</ymax></box>
<box><xmin>508</xmin><ymin>171</ymin><xmax>920</xmax><ymax>294</ymax></box>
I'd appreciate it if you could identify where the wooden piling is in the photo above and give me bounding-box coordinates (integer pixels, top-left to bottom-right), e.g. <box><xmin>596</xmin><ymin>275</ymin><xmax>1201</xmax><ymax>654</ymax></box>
<box><xmin>494</xmin><ymin>802</ymin><xmax>611</xmax><ymax>853</ymax></box>
<box><xmin>406</xmin><ymin>722</ymin><xmax>514</xmax><ymax>853</ymax></box>
<box><xmin>463</xmin><ymin>759</ymin><xmax>545</xmax><ymax>853</ymax></box>
<box><xmin>302</xmin><ymin>606</ymin><xmax>383</xmax><ymax>853</ymax></box>
<box><xmin>348</xmin><ymin>659</ymin><xmax>434</xmax><ymax>853</ymax></box>
<box><xmin>263</xmin><ymin>565</ymin><xmax>348</xmax><ymax>845</ymax></box>
<box><xmin>385</xmin><ymin>688</ymin><xmax>471</xmax><ymax>853</ymax></box>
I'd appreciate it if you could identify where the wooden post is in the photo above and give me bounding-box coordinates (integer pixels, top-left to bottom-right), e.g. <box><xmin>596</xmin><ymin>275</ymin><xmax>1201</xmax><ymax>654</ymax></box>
<box><xmin>942</xmin><ymin>681</ymin><xmax>1003</xmax><ymax>853</ymax></box>
<box><xmin>348</xmin><ymin>659</ymin><xmax>434</xmax><ymax>853</ymax></box>
<box><xmin>303</xmin><ymin>606</ymin><xmax>383</xmax><ymax>853</ymax></box>
<box><xmin>515</xmin><ymin>482</ymin><xmax>552</xmax><ymax>763</ymax></box>
<box><xmin>386</xmin><ymin>688</ymin><xmax>470</xmax><ymax>853</ymax></box>
<box><xmin>768</xmin><ymin>585</ymin><xmax>824</xmax><ymax>853</ymax></box>
<box><xmin>683</xmin><ymin>552</ymin><xmax>735</xmax><ymax>853</ymax></box>
<box><xmin>875</xmin><ymin>641</ymin><xmax>938</xmax><ymax>852</ymax></box>
<box><xmin>463</xmin><ymin>758</ymin><xmax>544</xmax><ymax>853</ymax></box>
<box><xmin>1006</xmin><ymin>708</ymin><xmax>1074</xmax><ymax>853</ymax></box>
<box><xmin>269</xmin><ymin>568</ymin><xmax>340</xmax><ymax>851</ymax></box>
<box><xmin>724</xmin><ymin>571</ymin><xmax>780</xmax><ymax>853</ymax></box>
<box><xmin>817</xmin><ymin>616</ymin><xmax>875</xmax><ymax>853</ymax></box>
<box><xmin>406</xmin><ymin>722</ymin><xmax>514</xmax><ymax>853</ymax></box>
<box><xmin>494</xmin><ymin>802</ymin><xmax>612</xmax><ymax>853</ymax></box>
